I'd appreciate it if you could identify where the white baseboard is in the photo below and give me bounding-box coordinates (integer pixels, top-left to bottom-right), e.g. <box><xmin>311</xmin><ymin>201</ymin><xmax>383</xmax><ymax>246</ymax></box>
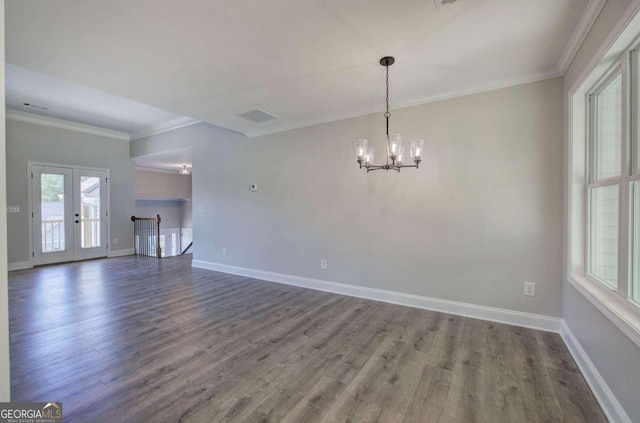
<box><xmin>8</xmin><ymin>261</ymin><xmax>32</xmax><ymax>271</ymax></box>
<box><xmin>108</xmin><ymin>248</ymin><xmax>135</xmax><ymax>258</ymax></box>
<box><xmin>192</xmin><ymin>260</ymin><xmax>561</xmax><ymax>333</ymax></box>
<box><xmin>9</xmin><ymin>250</ymin><xmax>134</xmax><ymax>270</ymax></box>
<box><xmin>560</xmin><ymin>321</ymin><xmax>631</xmax><ymax>423</ymax></box>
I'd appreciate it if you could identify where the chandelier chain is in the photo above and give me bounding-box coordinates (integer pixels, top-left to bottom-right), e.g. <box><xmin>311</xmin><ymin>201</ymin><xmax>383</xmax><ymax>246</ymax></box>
<box><xmin>385</xmin><ymin>65</ymin><xmax>390</xmax><ymax>119</ymax></box>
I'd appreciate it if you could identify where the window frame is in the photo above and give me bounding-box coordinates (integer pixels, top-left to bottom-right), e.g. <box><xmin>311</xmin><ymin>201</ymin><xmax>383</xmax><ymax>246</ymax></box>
<box><xmin>630</xmin><ymin>49</ymin><xmax>640</xmax><ymax>305</ymax></box>
<box><xmin>631</xmin><ymin>179</ymin><xmax>640</xmax><ymax>305</ymax></box>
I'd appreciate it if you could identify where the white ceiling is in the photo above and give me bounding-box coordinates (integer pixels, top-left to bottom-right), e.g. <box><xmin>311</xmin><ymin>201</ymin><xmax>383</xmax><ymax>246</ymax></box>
<box><xmin>5</xmin><ymin>0</ymin><xmax>600</xmax><ymax>140</ymax></box>
<box><xmin>6</xmin><ymin>63</ymin><xmax>195</xmax><ymax>135</ymax></box>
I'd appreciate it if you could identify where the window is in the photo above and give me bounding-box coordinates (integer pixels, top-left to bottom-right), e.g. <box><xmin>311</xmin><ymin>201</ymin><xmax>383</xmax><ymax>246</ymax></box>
<box><xmin>589</xmin><ymin>184</ymin><xmax>619</xmax><ymax>287</ymax></box>
<box><xmin>588</xmin><ymin>71</ymin><xmax>622</xmax><ymax>289</ymax></box>
<box><xmin>630</xmin><ymin>49</ymin><xmax>640</xmax><ymax>305</ymax></box>
<box><xmin>584</xmin><ymin>51</ymin><xmax>640</xmax><ymax>308</ymax></box>
<box><xmin>594</xmin><ymin>74</ymin><xmax>622</xmax><ymax>180</ymax></box>
<box><xmin>569</xmin><ymin>12</ymin><xmax>640</xmax><ymax>347</ymax></box>
<box><xmin>632</xmin><ymin>181</ymin><xmax>640</xmax><ymax>303</ymax></box>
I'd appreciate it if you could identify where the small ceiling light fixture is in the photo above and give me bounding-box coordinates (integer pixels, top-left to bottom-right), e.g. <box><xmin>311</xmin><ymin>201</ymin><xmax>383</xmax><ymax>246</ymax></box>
<box><xmin>353</xmin><ymin>56</ymin><xmax>424</xmax><ymax>173</ymax></box>
<box><xmin>178</xmin><ymin>165</ymin><xmax>191</xmax><ymax>175</ymax></box>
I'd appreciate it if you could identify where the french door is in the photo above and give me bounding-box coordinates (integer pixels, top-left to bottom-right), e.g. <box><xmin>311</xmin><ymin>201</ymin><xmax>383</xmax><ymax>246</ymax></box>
<box><xmin>32</xmin><ymin>164</ymin><xmax>108</xmax><ymax>265</ymax></box>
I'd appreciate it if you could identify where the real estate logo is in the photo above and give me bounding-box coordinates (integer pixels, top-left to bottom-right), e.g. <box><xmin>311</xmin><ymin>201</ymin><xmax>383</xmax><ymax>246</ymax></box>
<box><xmin>0</xmin><ymin>402</ymin><xmax>62</xmax><ymax>423</ymax></box>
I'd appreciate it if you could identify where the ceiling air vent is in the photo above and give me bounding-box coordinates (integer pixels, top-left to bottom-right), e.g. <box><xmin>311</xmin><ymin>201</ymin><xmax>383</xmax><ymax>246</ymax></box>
<box><xmin>435</xmin><ymin>0</ymin><xmax>458</xmax><ymax>8</ymax></box>
<box><xmin>237</xmin><ymin>109</ymin><xmax>278</xmax><ymax>124</ymax></box>
<box><xmin>23</xmin><ymin>102</ymin><xmax>48</xmax><ymax>110</ymax></box>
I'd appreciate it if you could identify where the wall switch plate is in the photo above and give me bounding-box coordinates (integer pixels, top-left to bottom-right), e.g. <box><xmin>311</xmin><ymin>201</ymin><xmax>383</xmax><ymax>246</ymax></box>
<box><xmin>250</xmin><ymin>184</ymin><xmax>258</xmax><ymax>192</ymax></box>
<box><xmin>320</xmin><ymin>259</ymin><xmax>327</xmax><ymax>270</ymax></box>
<box><xmin>222</xmin><ymin>248</ymin><xmax>227</xmax><ymax>256</ymax></box>
<box><xmin>7</xmin><ymin>206</ymin><xmax>20</xmax><ymax>213</ymax></box>
<box><xmin>113</xmin><ymin>238</ymin><xmax>118</xmax><ymax>244</ymax></box>
<box><xmin>524</xmin><ymin>281</ymin><xmax>536</xmax><ymax>297</ymax></box>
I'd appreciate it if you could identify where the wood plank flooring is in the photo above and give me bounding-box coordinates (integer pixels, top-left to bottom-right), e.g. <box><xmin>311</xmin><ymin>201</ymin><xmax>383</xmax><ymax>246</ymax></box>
<box><xmin>9</xmin><ymin>255</ymin><xmax>606</xmax><ymax>422</ymax></box>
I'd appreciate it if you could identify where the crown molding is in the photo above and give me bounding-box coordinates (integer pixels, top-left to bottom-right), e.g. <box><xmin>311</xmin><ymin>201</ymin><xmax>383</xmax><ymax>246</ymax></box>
<box><xmin>135</xmin><ymin>165</ymin><xmax>191</xmax><ymax>175</ymax></box>
<box><xmin>129</xmin><ymin>116</ymin><xmax>201</xmax><ymax>140</ymax></box>
<box><xmin>6</xmin><ymin>109</ymin><xmax>201</xmax><ymax>143</ymax></box>
<box><xmin>557</xmin><ymin>0</ymin><xmax>607</xmax><ymax>75</ymax></box>
<box><xmin>6</xmin><ymin>109</ymin><xmax>130</xmax><ymax>141</ymax></box>
<box><xmin>243</xmin><ymin>67</ymin><xmax>562</xmax><ymax>138</ymax></box>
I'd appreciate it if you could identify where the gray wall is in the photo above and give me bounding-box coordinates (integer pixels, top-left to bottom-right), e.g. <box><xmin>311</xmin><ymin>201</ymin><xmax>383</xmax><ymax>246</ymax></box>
<box><xmin>132</xmin><ymin>78</ymin><xmax>564</xmax><ymax>318</ymax></box>
<box><xmin>181</xmin><ymin>199</ymin><xmax>192</xmax><ymax>228</ymax></box>
<box><xmin>135</xmin><ymin>200</ymin><xmax>183</xmax><ymax>229</ymax></box>
<box><xmin>0</xmin><ymin>0</ymin><xmax>11</xmax><ymax>401</ymax></box>
<box><xmin>136</xmin><ymin>168</ymin><xmax>191</xmax><ymax>200</ymax></box>
<box><xmin>6</xmin><ymin>119</ymin><xmax>135</xmax><ymax>263</ymax></box>
<box><xmin>563</xmin><ymin>0</ymin><xmax>640</xmax><ymax>420</ymax></box>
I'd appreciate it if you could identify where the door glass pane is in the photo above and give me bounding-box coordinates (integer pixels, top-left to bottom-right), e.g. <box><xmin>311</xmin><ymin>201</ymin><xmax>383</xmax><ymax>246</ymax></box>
<box><xmin>80</xmin><ymin>176</ymin><xmax>101</xmax><ymax>248</ymax></box>
<box><xmin>589</xmin><ymin>185</ymin><xmax>619</xmax><ymax>288</ymax></box>
<box><xmin>41</xmin><ymin>173</ymin><xmax>65</xmax><ymax>252</ymax></box>
<box><xmin>595</xmin><ymin>74</ymin><xmax>622</xmax><ymax>180</ymax></box>
<box><xmin>632</xmin><ymin>181</ymin><xmax>640</xmax><ymax>303</ymax></box>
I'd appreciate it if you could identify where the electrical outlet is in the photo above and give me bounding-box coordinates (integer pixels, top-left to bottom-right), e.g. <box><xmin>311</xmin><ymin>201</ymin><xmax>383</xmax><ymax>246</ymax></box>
<box><xmin>524</xmin><ymin>281</ymin><xmax>536</xmax><ymax>297</ymax></box>
<box><xmin>222</xmin><ymin>248</ymin><xmax>227</xmax><ymax>256</ymax></box>
<box><xmin>320</xmin><ymin>259</ymin><xmax>327</xmax><ymax>270</ymax></box>
<box><xmin>113</xmin><ymin>238</ymin><xmax>118</xmax><ymax>245</ymax></box>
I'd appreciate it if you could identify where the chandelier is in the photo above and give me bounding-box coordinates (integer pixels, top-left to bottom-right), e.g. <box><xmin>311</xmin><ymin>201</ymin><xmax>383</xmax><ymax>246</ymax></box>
<box><xmin>353</xmin><ymin>56</ymin><xmax>424</xmax><ymax>172</ymax></box>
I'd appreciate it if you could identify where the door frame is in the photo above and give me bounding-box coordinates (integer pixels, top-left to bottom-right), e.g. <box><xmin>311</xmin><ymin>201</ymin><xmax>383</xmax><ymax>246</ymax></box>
<box><xmin>27</xmin><ymin>161</ymin><xmax>111</xmax><ymax>267</ymax></box>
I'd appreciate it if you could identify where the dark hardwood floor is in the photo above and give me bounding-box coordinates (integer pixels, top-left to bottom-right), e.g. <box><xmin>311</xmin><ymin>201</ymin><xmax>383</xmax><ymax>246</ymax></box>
<box><xmin>9</xmin><ymin>255</ymin><xmax>606</xmax><ymax>422</ymax></box>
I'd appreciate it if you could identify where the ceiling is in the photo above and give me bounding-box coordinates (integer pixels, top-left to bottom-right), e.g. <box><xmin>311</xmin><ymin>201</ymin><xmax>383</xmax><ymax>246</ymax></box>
<box><xmin>5</xmin><ymin>0</ymin><xmax>600</xmax><ymax>141</ymax></box>
<box><xmin>6</xmin><ymin>63</ymin><xmax>196</xmax><ymax>135</ymax></box>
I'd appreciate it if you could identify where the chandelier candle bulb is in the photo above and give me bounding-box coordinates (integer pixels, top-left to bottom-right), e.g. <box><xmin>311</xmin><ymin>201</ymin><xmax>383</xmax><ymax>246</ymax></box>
<box><xmin>410</xmin><ymin>139</ymin><xmax>425</xmax><ymax>165</ymax></box>
<box><xmin>353</xmin><ymin>139</ymin><xmax>368</xmax><ymax>166</ymax></box>
<box><xmin>365</xmin><ymin>147</ymin><xmax>375</xmax><ymax>166</ymax></box>
<box><xmin>387</xmin><ymin>134</ymin><xmax>403</xmax><ymax>161</ymax></box>
<box><xmin>397</xmin><ymin>147</ymin><xmax>405</xmax><ymax>165</ymax></box>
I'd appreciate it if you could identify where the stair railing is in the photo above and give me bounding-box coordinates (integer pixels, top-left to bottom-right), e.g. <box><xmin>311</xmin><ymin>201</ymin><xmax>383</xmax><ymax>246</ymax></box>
<box><xmin>131</xmin><ymin>214</ymin><xmax>162</xmax><ymax>258</ymax></box>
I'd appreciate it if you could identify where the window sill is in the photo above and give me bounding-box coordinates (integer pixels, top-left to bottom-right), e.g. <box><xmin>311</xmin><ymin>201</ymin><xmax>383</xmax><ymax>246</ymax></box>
<box><xmin>567</xmin><ymin>274</ymin><xmax>640</xmax><ymax>348</ymax></box>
